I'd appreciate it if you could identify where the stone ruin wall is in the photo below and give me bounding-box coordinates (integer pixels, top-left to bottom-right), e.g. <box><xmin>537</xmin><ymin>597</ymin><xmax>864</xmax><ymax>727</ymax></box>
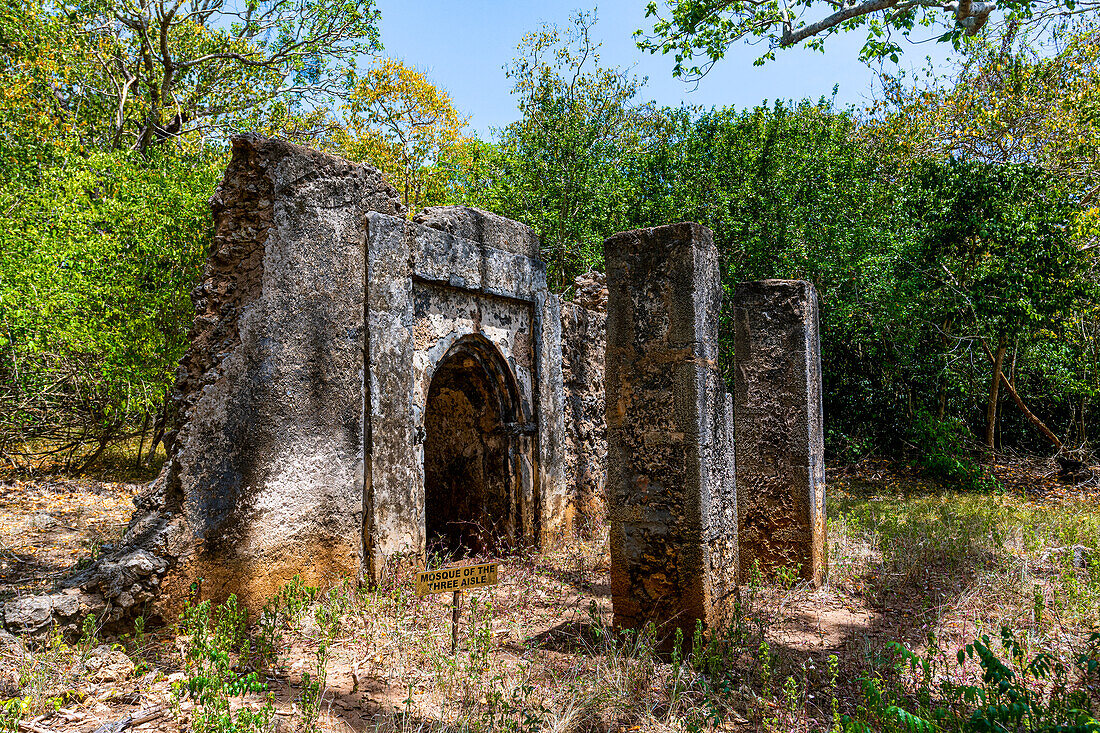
<box><xmin>361</xmin><ymin>207</ymin><xmax>565</xmax><ymax>579</ymax></box>
<box><xmin>603</xmin><ymin>223</ymin><xmax>738</xmax><ymax>645</ymax></box>
<box><xmin>559</xmin><ymin>272</ymin><xmax>608</xmax><ymax>537</ymax></box>
<box><xmin>0</xmin><ymin>135</ymin><xmax>824</xmax><ymax>640</ymax></box>
<box><xmin>2</xmin><ymin>135</ymin><xmax>410</xmax><ymax>634</ymax></box>
<box><xmin>152</xmin><ymin>135</ymin><xmax>407</xmax><ymax>613</ymax></box>
<box><xmin>733</xmin><ymin>280</ymin><xmax>826</xmax><ymax>585</ymax></box>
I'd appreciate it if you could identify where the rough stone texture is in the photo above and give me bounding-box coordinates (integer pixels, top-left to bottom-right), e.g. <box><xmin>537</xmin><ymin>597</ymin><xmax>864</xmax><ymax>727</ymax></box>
<box><xmin>2</xmin><ymin>588</ymin><xmax>106</xmax><ymax>637</ymax></box>
<box><xmin>0</xmin><ymin>630</ymin><xmax>24</xmax><ymax>695</ymax></box>
<box><xmin>364</xmin><ymin>210</ymin><xmax>564</xmax><ymax>580</ymax></box>
<box><xmin>0</xmin><ymin>136</ymin><xmax>408</xmax><ymax>632</ymax></box>
<box><xmin>604</xmin><ymin>223</ymin><xmax>737</xmax><ymax>646</ymax></box>
<box><xmin>6</xmin><ymin>139</ymin><xmax>828</xmax><ymax>639</ymax></box>
<box><xmin>153</xmin><ymin>135</ymin><xmax>403</xmax><ymax>612</ymax></box>
<box><xmin>560</xmin><ymin>297</ymin><xmax>607</xmax><ymax>537</ymax></box>
<box><xmin>570</xmin><ymin>270</ymin><xmax>607</xmax><ymax>313</ymax></box>
<box><xmin>733</xmin><ymin>280</ymin><xmax>825</xmax><ymax>586</ymax></box>
<box><xmin>80</xmin><ymin>644</ymin><xmax>135</xmax><ymax>683</ymax></box>
<box><xmin>710</xmin><ymin>394</ymin><xmax>738</xmax><ymax>604</ymax></box>
<box><xmin>14</xmin><ymin>143</ymin><xmax>568</xmax><ymax>633</ymax></box>
<box><xmin>413</xmin><ymin>206</ymin><xmax>540</xmax><ymax>259</ymax></box>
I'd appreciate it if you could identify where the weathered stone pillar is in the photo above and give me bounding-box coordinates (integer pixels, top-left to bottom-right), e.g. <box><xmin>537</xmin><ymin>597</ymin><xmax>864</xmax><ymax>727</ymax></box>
<box><xmin>604</xmin><ymin>223</ymin><xmax>737</xmax><ymax>646</ymax></box>
<box><xmin>560</xmin><ymin>272</ymin><xmax>608</xmax><ymax>538</ymax></box>
<box><xmin>733</xmin><ymin>280</ymin><xmax>825</xmax><ymax>586</ymax></box>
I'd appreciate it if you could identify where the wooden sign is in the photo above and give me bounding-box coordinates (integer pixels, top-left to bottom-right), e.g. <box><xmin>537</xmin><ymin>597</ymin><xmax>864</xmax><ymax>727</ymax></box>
<box><xmin>416</xmin><ymin>562</ymin><xmax>498</xmax><ymax>597</ymax></box>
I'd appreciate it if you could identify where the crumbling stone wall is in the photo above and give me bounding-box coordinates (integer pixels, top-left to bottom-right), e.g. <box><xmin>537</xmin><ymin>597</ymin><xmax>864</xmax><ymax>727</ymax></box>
<box><xmin>1</xmin><ymin>136</ymin><xmax>826</xmax><ymax>640</ymax></box>
<box><xmin>604</xmin><ymin>223</ymin><xmax>737</xmax><ymax>646</ymax></box>
<box><xmin>560</xmin><ymin>271</ymin><xmax>607</xmax><ymax>537</ymax></box>
<box><xmin>3</xmin><ymin>136</ymin><xmax>408</xmax><ymax>633</ymax></box>
<box><xmin>156</xmin><ymin>135</ymin><xmax>406</xmax><ymax>612</ymax></box>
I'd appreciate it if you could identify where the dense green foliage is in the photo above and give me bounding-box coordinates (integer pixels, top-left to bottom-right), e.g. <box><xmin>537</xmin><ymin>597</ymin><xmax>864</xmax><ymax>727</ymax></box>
<box><xmin>634</xmin><ymin>0</ymin><xmax>1098</xmax><ymax>74</ymax></box>
<box><xmin>0</xmin><ymin>147</ymin><xmax>223</xmax><ymax>466</ymax></box>
<box><xmin>0</xmin><ymin>0</ymin><xmax>376</xmax><ymax>467</ymax></box>
<box><xmin>846</xmin><ymin>628</ymin><xmax>1100</xmax><ymax>732</ymax></box>
<box><xmin>467</xmin><ymin>79</ymin><xmax>1099</xmax><ymax>458</ymax></box>
<box><xmin>1</xmin><ymin>2</ymin><xmax>1098</xmax><ymax>468</ymax></box>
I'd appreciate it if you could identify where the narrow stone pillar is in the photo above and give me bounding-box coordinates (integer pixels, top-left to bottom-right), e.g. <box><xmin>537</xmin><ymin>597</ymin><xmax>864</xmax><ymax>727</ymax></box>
<box><xmin>733</xmin><ymin>280</ymin><xmax>826</xmax><ymax>586</ymax></box>
<box><xmin>604</xmin><ymin>223</ymin><xmax>736</xmax><ymax>646</ymax></box>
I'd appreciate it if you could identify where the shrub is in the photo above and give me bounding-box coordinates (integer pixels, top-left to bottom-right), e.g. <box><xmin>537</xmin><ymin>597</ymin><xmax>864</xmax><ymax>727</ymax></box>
<box><xmin>846</xmin><ymin>627</ymin><xmax>1100</xmax><ymax>732</ymax></box>
<box><xmin>172</xmin><ymin>594</ymin><xmax>272</xmax><ymax>733</ymax></box>
<box><xmin>911</xmin><ymin>413</ymin><xmax>1000</xmax><ymax>493</ymax></box>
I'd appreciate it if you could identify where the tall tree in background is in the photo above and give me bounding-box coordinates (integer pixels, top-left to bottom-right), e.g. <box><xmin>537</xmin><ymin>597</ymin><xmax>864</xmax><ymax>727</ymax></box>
<box><xmin>862</xmin><ymin>21</ymin><xmax>1100</xmax><ymax>450</ymax></box>
<box><xmin>0</xmin><ymin>0</ymin><xmax>387</xmax><ymax>466</ymax></box>
<box><xmin>0</xmin><ymin>149</ymin><xmax>222</xmax><ymax>468</ymax></box>
<box><xmin>343</xmin><ymin>58</ymin><xmax>470</xmax><ymax>211</ymax></box>
<box><xmin>489</xmin><ymin>9</ymin><xmax>661</xmax><ymax>288</ymax></box>
<box><xmin>43</xmin><ymin>0</ymin><xmax>381</xmax><ymax>152</ymax></box>
<box><xmin>635</xmin><ymin>0</ymin><xmax>1099</xmax><ymax>73</ymax></box>
<box><xmin>894</xmin><ymin>161</ymin><xmax>1090</xmax><ymax>450</ymax></box>
<box><xmin>865</xmin><ymin>21</ymin><xmax>1100</xmax><ymax>203</ymax></box>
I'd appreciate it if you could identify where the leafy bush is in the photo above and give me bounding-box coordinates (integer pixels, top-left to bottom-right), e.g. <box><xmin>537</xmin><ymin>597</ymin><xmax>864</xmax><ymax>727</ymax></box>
<box><xmin>846</xmin><ymin>628</ymin><xmax>1100</xmax><ymax>732</ymax></box>
<box><xmin>172</xmin><ymin>594</ymin><xmax>272</xmax><ymax>733</ymax></box>
<box><xmin>0</xmin><ymin>146</ymin><xmax>222</xmax><ymax>468</ymax></box>
<box><xmin>911</xmin><ymin>413</ymin><xmax>1000</xmax><ymax>492</ymax></box>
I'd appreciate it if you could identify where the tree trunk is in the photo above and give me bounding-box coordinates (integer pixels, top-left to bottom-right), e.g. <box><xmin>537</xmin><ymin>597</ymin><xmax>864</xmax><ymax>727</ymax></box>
<box><xmin>986</xmin><ymin>341</ymin><xmax>1007</xmax><ymax>448</ymax></box>
<box><xmin>135</xmin><ymin>411</ymin><xmax>151</xmax><ymax>471</ymax></box>
<box><xmin>981</xmin><ymin>340</ymin><xmax>1063</xmax><ymax>451</ymax></box>
<box><xmin>146</xmin><ymin>402</ymin><xmax>169</xmax><ymax>466</ymax></box>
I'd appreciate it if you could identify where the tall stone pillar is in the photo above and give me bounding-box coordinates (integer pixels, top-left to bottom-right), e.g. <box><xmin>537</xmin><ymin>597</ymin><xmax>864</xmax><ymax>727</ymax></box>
<box><xmin>604</xmin><ymin>223</ymin><xmax>737</xmax><ymax>646</ymax></box>
<box><xmin>733</xmin><ymin>280</ymin><xmax>826</xmax><ymax>586</ymax></box>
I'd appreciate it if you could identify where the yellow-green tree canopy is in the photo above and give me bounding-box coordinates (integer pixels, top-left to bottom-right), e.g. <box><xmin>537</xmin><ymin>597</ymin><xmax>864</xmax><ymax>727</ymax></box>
<box><xmin>4</xmin><ymin>0</ymin><xmax>382</xmax><ymax>154</ymax></box>
<box><xmin>864</xmin><ymin>22</ymin><xmax>1100</xmax><ymax>202</ymax></box>
<box><xmin>343</xmin><ymin>58</ymin><xmax>470</xmax><ymax>211</ymax></box>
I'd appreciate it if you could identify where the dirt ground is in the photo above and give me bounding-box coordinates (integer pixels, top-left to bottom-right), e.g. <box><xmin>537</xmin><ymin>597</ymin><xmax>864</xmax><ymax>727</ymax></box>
<box><xmin>1</xmin><ymin>458</ymin><xmax>1097</xmax><ymax>732</ymax></box>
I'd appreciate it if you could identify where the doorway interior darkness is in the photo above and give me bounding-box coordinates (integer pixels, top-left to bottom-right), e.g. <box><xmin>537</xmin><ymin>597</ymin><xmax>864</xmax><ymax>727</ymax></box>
<box><xmin>423</xmin><ymin>336</ymin><xmax>525</xmax><ymax>557</ymax></box>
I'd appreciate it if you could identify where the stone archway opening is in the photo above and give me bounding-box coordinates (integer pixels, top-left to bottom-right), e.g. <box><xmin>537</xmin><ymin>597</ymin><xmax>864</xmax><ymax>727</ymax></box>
<box><xmin>424</xmin><ymin>338</ymin><xmax>523</xmax><ymax>558</ymax></box>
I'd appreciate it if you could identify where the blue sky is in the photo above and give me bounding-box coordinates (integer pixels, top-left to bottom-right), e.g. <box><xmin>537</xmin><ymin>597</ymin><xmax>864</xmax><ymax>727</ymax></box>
<box><xmin>373</xmin><ymin>0</ymin><xmax>955</xmax><ymax>138</ymax></box>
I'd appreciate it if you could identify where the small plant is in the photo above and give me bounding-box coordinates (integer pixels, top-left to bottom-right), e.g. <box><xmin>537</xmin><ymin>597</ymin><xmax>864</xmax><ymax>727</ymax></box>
<box><xmin>760</xmin><ymin>640</ymin><xmax>773</xmax><ymax>700</ymax></box>
<box><xmin>775</xmin><ymin>563</ymin><xmax>803</xmax><ymax>590</ymax></box>
<box><xmin>0</xmin><ymin>697</ymin><xmax>29</xmax><ymax>733</ymax></box>
<box><xmin>297</xmin><ymin>583</ymin><xmax>349</xmax><ymax>731</ymax></box>
<box><xmin>783</xmin><ymin>674</ymin><xmax>800</xmax><ymax>717</ymax></box>
<box><xmin>845</xmin><ymin>627</ymin><xmax>1100</xmax><ymax>733</ymax></box>
<box><xmin>78</xmin><ymin>612</ymin><xmax>98</xmax><ymax>655</ymax></box>
<box><xmin>256</xmin><ymin>574</ymin><xmax>319</xmax><ymax>671</ymax></box>
<box><xmin>828</xmin><ymin>653</ymin><xmax>842</xmax><ymax>733</ymax></box>
<box><xmin>133</xmin><ymin>615</ymin><xmax>146</xmax><ymax>650</ymax></box>
<box><xmin>172</xmin><ymin>593</ymin><xmax>273</xmax><ymax>733</ymax></box>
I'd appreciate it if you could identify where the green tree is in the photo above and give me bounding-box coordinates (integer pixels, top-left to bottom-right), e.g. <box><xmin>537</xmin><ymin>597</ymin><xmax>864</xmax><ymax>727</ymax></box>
<box><xmin>617</xmin><ymin>100</ymin><xmax>1097</xmax><ymax>456</ymax></box>
<box><xmin>865</xmin><ymin>21</ymin><xmax>1100</xmax><ymax>207</ymax></box>
<box><xmin>30</xmin><ymin>0</ymin><xmax>381</xmax><ymax>152</ymax></box>
<box><xmin>893</xmin><ymin>160</ymin><xmax>1092</xmax><ymax>450</ymax></box>
<box><xmin>0</xmin><ymin>146</ymin><xmax>223</xmax><ymax>468</ymax></box>
<box><xmin>342</xmin><ymin>58</ymin><xmax>471</xmax><ymax>211</ymax></box>
<box><xmin>635</xmin><ymin>0</ymin><xmax>1098</xmax><ymax>74</ymax></box>
<box><xmin>482</xmin><ymin>9</ymin><xmax>661</xmax><ymax>288</ymax></box>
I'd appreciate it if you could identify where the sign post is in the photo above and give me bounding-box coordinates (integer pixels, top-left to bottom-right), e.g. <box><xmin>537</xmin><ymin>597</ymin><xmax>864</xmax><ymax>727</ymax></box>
<box><xmin>416</xmin><ymin>562</ymin><xmax>499</xmax><ymax>654</ymax></box>
<box><xmin>451</xmin><ymin>590</ymin><xmax>461</xmax><ymax>654</ymax></box>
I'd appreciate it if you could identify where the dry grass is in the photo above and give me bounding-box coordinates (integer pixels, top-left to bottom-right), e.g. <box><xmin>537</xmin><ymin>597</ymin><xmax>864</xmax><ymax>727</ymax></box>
<box><xmin>2</xmin><ymin>460</ymin><xmax>1099</xmax><ymax>732</ymax></box>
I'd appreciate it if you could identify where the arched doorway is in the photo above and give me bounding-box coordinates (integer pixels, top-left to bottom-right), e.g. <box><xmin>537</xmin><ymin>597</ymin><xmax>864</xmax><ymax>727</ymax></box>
<box><xmin>423</xmin><ymin>337</ymin><xmax>528</xmax><ymax>557</ymax></box>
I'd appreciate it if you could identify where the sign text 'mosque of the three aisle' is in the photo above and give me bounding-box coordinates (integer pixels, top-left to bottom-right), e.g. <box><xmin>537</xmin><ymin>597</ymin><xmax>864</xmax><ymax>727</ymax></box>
<box><xmin>416</xmin><ymin>562</ymin><xmax>498</xmax><ymax>597</ymax></box>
